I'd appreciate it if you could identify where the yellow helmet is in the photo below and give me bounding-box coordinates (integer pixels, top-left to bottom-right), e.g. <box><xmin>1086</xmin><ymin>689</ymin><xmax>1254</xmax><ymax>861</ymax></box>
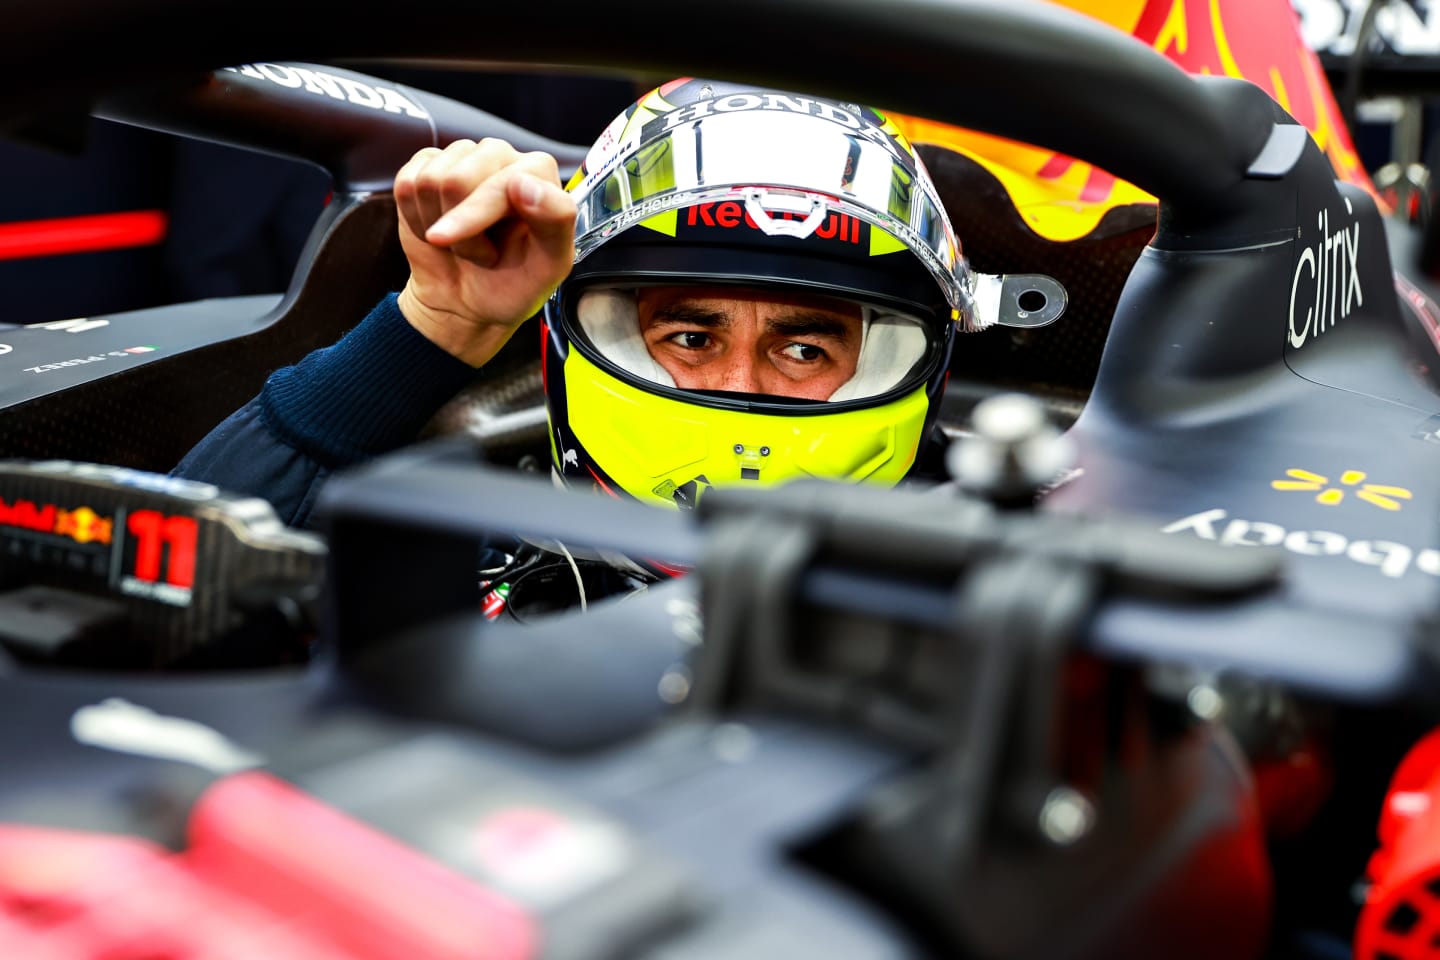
<box><xmin>541</xmin><ymin>77</ymin><xmax>975</xmax><ymax>511</ymax></box>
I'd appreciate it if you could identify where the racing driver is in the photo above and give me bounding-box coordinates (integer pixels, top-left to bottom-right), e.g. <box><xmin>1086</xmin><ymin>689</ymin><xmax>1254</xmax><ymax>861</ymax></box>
<box><xmin>173</xmin><ymin>77</ymin><xmax>979</xmax><ymax>611</ymax></box>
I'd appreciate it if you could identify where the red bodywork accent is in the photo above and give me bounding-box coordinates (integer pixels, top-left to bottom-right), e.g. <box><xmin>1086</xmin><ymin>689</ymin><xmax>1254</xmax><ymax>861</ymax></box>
<box><xmin>1395</xmin><ymin>273</ymin><xmax>1440</xmax><ymax>356</ymax></box>
<box><xmin>646</xmin><ymin>559</ymin><xmax>690</xmax><ymax>578</ymax></box>
<box><xmin>1035</xmin><ymin>153</ymin><xmax>1117</xmax><ymax>204</ymax></box>
<box><xmin>0</xmin><ymin>210</ymin><xmax>168</xmax><ymax>261</ymax></box>
<box><xmin>1249</xmin><ymin>737</ymin><xmax>1332</xmax><ymax>840</ymax></box>
<box><xmin>0</xmin><ymin>771</ymin><xmax>537</xmax><ymax>959</ymax></box>
<box><xmin>1355</xmin><ymin>726</ymin><xmax>1440</xmax><ymax>960</ymax></box>
<box><xmin>586</xmin><ymin>465</ymin><xmax>619</xmax><ymax>498</ymax></box>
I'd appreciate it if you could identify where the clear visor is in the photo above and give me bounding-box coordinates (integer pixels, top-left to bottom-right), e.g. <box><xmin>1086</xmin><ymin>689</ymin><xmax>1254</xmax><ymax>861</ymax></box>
<box><xmin>570</xmin><ymin>107</ymin><xmax>973</xmax><ymax>317</ymax></box>
<box><xmin>575</xmin><ymin>288</ymin><xmax>932</xmax><ymax>404</ymax></box>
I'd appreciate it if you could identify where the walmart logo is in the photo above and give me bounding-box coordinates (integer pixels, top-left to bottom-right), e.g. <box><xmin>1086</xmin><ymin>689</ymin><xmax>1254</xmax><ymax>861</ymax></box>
<box><xmin>1271</xmin><ymin>469</ymin><xmax>1412</xmax><ymax>511</ymax></box>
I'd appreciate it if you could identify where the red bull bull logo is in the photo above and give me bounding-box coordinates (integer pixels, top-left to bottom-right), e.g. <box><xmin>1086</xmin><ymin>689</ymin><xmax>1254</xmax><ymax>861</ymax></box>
<box><xmin>54</xmin><ymin>506</ymin><xmax>113</xmax><ymax>545</ymax></box>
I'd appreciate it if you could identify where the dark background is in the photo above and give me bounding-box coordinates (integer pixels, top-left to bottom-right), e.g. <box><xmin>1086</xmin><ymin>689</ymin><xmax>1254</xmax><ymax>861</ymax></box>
<box><xmin>0</xmin><ymin>67</ymin><xmax>642</xmax><ymax>326</ymax></box>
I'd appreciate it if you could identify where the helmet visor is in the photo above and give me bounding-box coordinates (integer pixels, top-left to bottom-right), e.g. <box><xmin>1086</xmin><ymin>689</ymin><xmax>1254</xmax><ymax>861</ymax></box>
<box><xmin>573</xmin><ymin>287</ymin><xmax>934</xmax><ymax>405</ymax></box>
<box><xmin>570</xmin><ymin>104</ymin><xmax>973</xmax><ymax>319</ymax></box>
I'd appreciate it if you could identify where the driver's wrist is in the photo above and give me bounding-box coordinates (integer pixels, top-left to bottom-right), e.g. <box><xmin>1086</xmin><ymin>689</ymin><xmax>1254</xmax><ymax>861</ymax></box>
<box><xmin>397</xmin><ymin>281</ymin><xmax>517</xmax><ymax>368</ymax></box>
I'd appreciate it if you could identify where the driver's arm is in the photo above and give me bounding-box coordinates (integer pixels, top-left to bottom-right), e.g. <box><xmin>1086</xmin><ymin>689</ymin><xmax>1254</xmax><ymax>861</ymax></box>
<box><xmin>169</xmin><ymin>139</ymin><xmax>576</xmax><ymax>528</ymax></box>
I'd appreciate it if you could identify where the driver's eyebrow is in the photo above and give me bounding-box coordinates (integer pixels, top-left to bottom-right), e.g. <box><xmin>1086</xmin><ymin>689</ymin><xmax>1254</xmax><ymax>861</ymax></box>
<box><xmin>645</xmin><ymin>304</ymin><xmax>856</xmax><ymax>340</ymax></box>
<box><xmin>646</xmin><ymin>304</ymin><xmax>731</xmax><ymax>329</ymax></box>
<box><xmin>765</xmin><ymin>312</ymin><xmax>855</xmax><ymax>340</ymax></box>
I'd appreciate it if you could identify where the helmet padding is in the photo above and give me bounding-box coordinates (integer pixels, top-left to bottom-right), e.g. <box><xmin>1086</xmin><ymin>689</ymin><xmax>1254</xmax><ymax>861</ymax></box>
<box><xmin>576</xmin><ymin>289</ymin><xmax>676</xmax><ymax>388</ymax></box>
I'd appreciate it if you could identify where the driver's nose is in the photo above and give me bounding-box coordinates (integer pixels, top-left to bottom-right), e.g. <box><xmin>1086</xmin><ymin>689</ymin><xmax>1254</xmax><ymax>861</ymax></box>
<box><xmin>710</xmin><ymin>351</ymin><xmax>764</xmax><ymax>393</ymax></box>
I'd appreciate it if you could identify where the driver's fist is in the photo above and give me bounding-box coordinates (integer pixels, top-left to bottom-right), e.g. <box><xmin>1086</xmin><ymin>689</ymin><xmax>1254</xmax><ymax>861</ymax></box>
<box><xmin>393</xmin><ymin>138</ymin><xmax>577</xmax><ymax>367</ymax></box>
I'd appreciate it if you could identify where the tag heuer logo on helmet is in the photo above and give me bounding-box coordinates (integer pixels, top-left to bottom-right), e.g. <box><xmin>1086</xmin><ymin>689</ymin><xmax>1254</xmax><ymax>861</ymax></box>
<box><xmin>610</xmin><ymin>192</ymin><xmax>689</xmax><ymax>230</ymax></box>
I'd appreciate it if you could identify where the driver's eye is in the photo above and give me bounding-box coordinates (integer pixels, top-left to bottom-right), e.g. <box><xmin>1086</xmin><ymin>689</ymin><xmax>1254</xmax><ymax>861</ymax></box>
<box><xmin>781</xmin><ymin>342</ymin><xmax>825</xmax><ymax>362</ymax></box>
<box><xmin>673</xmin><ymin>331</ymin><xmax>711</xmax><ymax>349</ymax></box>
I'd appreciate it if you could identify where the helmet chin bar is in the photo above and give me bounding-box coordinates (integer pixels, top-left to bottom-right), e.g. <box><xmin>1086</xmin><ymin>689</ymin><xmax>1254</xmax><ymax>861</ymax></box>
<box><xmin>971</xmin><ymin>272</ymin><xmax>1069</xmax><ymax>330</ymax></box>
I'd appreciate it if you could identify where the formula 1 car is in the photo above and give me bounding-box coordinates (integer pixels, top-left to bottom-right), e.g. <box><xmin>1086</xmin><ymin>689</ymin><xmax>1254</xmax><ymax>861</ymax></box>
<box><xmin>1</xmin><ymin>1</ymin><xmax>1439</xmax><ymax>958</ymax></box>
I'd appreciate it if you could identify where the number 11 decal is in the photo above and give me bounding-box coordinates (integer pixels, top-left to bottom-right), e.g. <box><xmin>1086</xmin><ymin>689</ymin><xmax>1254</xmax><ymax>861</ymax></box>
<box><xmin>126</xmin><ymin>509</ymin><xmax>199</xmax><ymax>588</ymax></box>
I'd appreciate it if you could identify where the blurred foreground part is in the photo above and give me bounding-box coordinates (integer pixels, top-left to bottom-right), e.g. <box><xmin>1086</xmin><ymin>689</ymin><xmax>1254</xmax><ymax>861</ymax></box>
<box><xmin>0</xmin><ymin>430</ymin><xmax>1429</xmax><ymax>959</ymax></box>
<box><xmin>0</xmin><ymin>771</ymin><xmax>539</xmax><ymax>960</ymax></box>
<box><xmin>1355</xmin><ymin>726</ymin><xmax>1440</xmax><ymax>960</ymax></box>
<box><xmin>0</xmin><ymin>459</ymin><xmax>325</xmax><ymax>670</ymax></box>
<box><xmin>307</xmin><ymin>440</ymin><xmax>1302</xmax><ymax>959</ymax></box>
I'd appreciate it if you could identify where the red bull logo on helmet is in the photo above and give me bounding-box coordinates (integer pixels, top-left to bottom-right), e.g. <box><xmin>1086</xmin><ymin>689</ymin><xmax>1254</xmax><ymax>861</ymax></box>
<box><xmin>682</xmin><ymin>201</ymin><xmax>865</xmax><ymax>245</ymax></box>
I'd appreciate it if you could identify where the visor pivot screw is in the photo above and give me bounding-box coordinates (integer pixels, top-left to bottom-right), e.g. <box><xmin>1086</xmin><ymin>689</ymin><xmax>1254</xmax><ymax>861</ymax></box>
<box><xmin>948</xmin><ymin>392</ymin><xmax>1074</xmax><ymax>510</ymax></box>
<box><xmin>733</xmin><ymin>443</ymin><xmax>745</xmax><ymax>454</ymax></box>
<box><xmin>1037</xmin><ymin>786</ymin><xmax>1096</xmax><ymax>846</ymax></box>
<box><xmin>1186</xmin><ymin>683</ymin><xmax>1226</xmax><ymax>722</ymax></box>
<box><xmin>759</xmin><ymin>446</ymin><xmax>771</xmax><ymax>457</ymax></box>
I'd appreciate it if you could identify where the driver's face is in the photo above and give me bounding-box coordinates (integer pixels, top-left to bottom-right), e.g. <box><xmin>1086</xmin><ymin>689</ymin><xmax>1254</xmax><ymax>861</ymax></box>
<box><xmin>636</xmin><ymin>286</ymin><xmax>863</xmax><ymax>400</ymax></box>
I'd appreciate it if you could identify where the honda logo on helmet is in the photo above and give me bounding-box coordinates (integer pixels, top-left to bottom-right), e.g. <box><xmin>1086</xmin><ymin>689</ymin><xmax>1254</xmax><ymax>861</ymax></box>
<box><xmin>654</xmin><ymin>93</ymin><xmax>905</xmax><ymax>160</ymax></box>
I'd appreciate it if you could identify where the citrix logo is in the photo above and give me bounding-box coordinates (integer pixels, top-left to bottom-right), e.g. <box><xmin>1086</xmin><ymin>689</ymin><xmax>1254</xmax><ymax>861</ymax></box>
<box><xmin>1289</xmin><ymin>197</ymin><xmax>1363</xmax><ymax>349</ymax></box>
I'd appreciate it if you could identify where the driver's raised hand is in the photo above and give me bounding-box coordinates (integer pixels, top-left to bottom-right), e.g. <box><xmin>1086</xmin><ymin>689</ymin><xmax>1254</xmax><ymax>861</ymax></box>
<box><xmin>393</xmin><ymin>138</ymin><xmax>577</xmax><ymax>367</ymax></box>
